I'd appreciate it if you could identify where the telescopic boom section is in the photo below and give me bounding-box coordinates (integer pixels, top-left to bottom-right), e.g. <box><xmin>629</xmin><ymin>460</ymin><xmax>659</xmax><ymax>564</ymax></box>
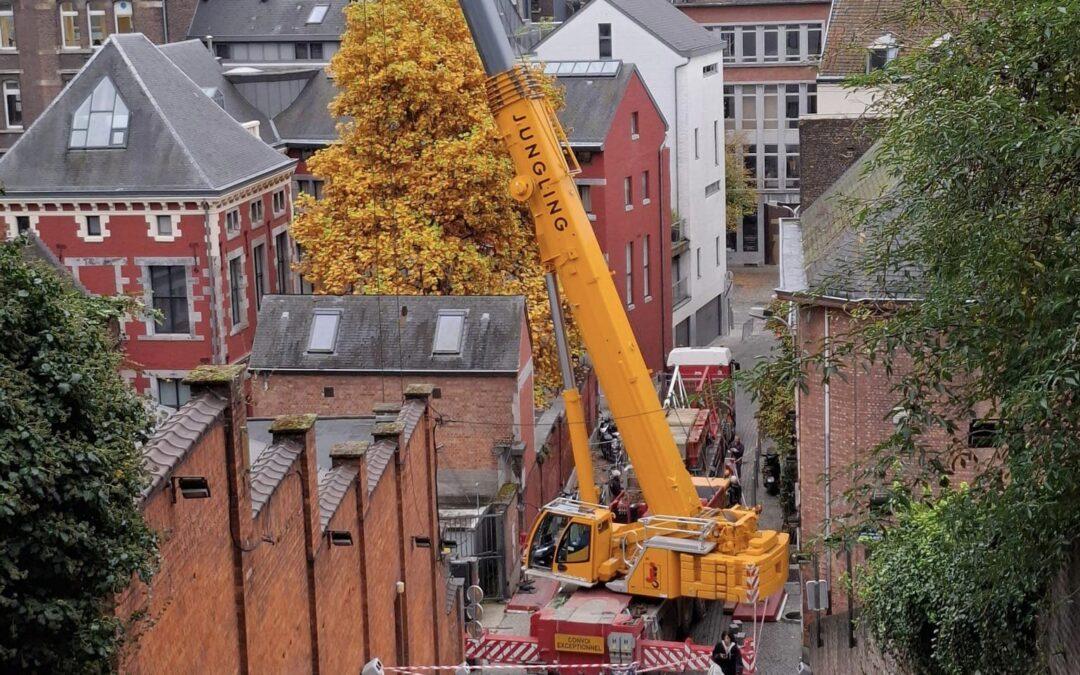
<box><xmin>459</xmin><ymin>0</ymin><xmax>700</xmax><ymax>518</ymax></box>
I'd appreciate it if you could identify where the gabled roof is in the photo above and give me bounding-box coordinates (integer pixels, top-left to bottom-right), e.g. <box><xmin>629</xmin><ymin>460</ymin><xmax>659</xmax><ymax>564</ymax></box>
<box><xmin>188</xmin><ymin>0</ymin><xmax>349</xmax><ymax>40</ymax></box>
<box><xmin>538</xmin><ymin>0</ymin><xmax>724</xmax><ymax>58</ymax></box>
<box><xmin>552</xmin><ymin>61</ymin><xmax>666</xmax><ymax>150</ymax></box>
<box><xmin>819</xmin><ymin>0</ymin><xmax>919</xmax><ymax>79</ymax></box>
<box><xmin>0</xmin><ymin>34</ymin><xmax>293</xmax><ymax>198</ymax></box>
<box><xmin>271</xmin><ymin>71</ymin><xmax>342</xmax><ymax>144</ymax></box>
<box><xmin>249</xmin><ymin>295</ymin><xmax>528</xmax><ymax>374</ymax></box>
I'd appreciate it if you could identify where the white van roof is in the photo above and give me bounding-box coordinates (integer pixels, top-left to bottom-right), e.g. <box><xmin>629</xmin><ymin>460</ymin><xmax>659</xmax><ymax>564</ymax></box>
<box><xmin>667</xmin><ymin>346</ymin><xmax>733</xmax><ymax>367</ymax></box>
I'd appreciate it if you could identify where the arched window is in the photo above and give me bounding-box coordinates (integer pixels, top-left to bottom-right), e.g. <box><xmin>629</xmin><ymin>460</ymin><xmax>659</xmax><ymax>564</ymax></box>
<box><xmin>69</xmin><ymin>77</ymin><xmax>129</xmax><ymax>148</ymax></box>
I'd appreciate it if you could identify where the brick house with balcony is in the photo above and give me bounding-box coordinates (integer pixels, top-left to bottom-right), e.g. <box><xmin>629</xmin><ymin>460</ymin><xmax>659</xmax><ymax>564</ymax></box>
<box><xmin>0</xmin><ymin>0</ymin><xmax>198</xmax><ymax>153</ymax></box>
<box><xmin>0</xmin><ymin>33</ymin><xmax>298</xmax><ymax>406</ymax></box>
<box><xmin>549</xmin><ymin>59</ymin><xmax>673</xmax><ymax>374</ymax></box>
<box><xmin>117</xmin><ymin>364</ymin><xmax>463</xmax><ymax>671</ymax></box>
<box><xmin>674</xmin><ymin>0</ymin><xmax>831</xmax><ymax>265</ymax></box>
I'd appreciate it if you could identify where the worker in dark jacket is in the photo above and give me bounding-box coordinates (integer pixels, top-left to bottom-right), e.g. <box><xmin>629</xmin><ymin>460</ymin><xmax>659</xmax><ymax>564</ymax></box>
<box><xmin>712</xmin><ymin>630</ymin><xmax>740</xmax><ymax>675</ymax></box>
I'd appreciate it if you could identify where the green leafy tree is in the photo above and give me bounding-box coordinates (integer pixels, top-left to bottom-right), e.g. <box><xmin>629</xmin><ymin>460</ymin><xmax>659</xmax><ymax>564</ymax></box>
<box><xmin>725</xmin><ymin>134</ymin><xmax>757</xmax><ymax>232</ymax></box>
<box><xmin>809</xmin><ymin>1</ymin><xmax>1079</xmax><ymax>672</ymax></box>
<box><xmin>0</xmin><ymin>239</ymin><xmax>156</xmax><ymax>672</ymax></box>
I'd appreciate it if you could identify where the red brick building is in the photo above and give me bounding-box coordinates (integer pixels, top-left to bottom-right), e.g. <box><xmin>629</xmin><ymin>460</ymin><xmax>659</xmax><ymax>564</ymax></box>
<box><xmin>550</xmin><ymin>60</ymin><xmax>673</xmax><ymax>374</ymax></box>
<box><xmin>117</xmin><ymin>364</ymin><xmax>463</xmax><ymax>672</ymax></box>
<box><xmin>0</xmin><ymin>34</ymin><xmax>299</xmax><ymax>405</ymax></box>
<box><xmin>0</xmin><ymin>0</ymin><xmax>199</xmax><ymax>153</ymax></box>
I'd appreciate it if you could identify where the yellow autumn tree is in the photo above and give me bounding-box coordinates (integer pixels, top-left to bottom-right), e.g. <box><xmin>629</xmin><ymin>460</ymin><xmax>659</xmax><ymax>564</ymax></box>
<box><xmin>291</xmin><ymin>0</ymin><xmax>571</xmax><ymax>400</ymax></box>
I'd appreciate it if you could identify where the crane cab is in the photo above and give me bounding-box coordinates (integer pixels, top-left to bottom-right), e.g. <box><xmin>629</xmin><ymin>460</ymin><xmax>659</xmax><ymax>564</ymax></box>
<box><xmin>524</xmin><ymin>498</ymin><xmax>615</xmax><ymax>587</ymax></box>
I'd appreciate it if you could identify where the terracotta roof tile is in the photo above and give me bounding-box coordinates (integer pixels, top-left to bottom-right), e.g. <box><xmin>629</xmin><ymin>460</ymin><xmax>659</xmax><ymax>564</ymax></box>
<box><xmin>250</xmin><ymin>439</ymin><xmax>302</xmax><ymax>516</ymax></box>
<box><xmin>318</xmin><ymin>466</ymin><xmax>359</xmax><ymax>531</ymax></box>
<box><xmin>820</xmin><ymin>0</ymin><xmax>926</xmax><ymax>78</ymax></box>
<box><xmin>142</xmin><ymin>393</ymin><xmax>227</xmax><ymax>498</ymax></box>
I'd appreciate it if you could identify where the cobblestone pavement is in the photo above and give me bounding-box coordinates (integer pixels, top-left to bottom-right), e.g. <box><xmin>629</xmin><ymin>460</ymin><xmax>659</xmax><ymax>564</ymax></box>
<box><xmin>712</xmin><ymin>264</ymin><xmax>803</xmax><ymax>674</ymax></box>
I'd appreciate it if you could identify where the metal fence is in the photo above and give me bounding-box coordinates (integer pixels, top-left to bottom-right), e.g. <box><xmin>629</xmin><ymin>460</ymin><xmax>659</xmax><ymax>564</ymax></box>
<box><xmin>441</xmin><ymin>509</ymin><xmax>509</xmax><ymax>600</ymax></box>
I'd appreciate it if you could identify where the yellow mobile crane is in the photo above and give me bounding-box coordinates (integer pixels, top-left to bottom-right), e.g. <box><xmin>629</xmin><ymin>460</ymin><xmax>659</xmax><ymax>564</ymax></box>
<box><xmin>458</xmin><ymin>0</ymin><xmax>788</xmax><ymax>603</ymax></box>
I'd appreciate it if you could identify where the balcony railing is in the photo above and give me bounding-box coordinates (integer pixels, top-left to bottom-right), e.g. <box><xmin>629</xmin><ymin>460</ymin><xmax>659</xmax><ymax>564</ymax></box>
<box><xmin>673</xmin><ymin>277</ymin><xmax>690</xmax><ymax>306</ymax></box>
<box><xmin>671</xmin><ymin>218</ymin><xmax>689</xmax><ymax>255</ymax></box>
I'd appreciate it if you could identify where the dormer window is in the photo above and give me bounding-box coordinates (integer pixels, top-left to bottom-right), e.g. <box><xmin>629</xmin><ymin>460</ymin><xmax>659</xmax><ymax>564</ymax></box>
<box><xmin>307</xmin><ymin>310</ymin><xmax>340</xmax><ymax>353</ymax></box>
<box><xmin>433</xmin><ymin>310</ymin><xmax>466</xmax><ymax>355</ymax></box>
<box><xmin>69</xmin><ymin>77</ymin><xmax>128</xmax><ymax>148</ymax></box>
<box><xmin>867</xmin><ymin>34</ymin><xmax>899</xmax><ymax>72</ymax></box>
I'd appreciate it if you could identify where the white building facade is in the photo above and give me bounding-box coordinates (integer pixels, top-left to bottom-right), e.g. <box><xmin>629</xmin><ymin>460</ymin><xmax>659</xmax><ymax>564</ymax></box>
<box><xmin>535</xmin><ymin>0</ymin><xmax>730</xmax><ymax>345</ymax></box>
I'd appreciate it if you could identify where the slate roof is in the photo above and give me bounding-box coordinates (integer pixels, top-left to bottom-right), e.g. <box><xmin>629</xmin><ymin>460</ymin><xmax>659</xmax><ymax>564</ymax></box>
<box><xmin>819</xmin><ymin>0</ymin><xmax>922</xmax><ymax>78</ymax></box>
<box><xmin>607</xmin><ymin>0</ymin><xmax>725</xmax><ymax>57</ymax></box>
<box><xmin>158</xmin><ymin>40</ymin><xmax>279</xmax><ymax>146</ymax></box>
<box><xmin>250</xmin><ymin>439</ymin><xmax>303</xmax><ymax>516</ymax></box>
<box><xmin>795</xmin><ymin>142</ymin><xmax>920</xmax><ymax>300</ymax></box>
<box><xmin>188</xmin><ymin>0</ymin><xmax>349</xmax><ymax>40</ymax></box>
<box><xmin>554</xmin><ymin>62</ymin><xmax>666</xmax><ymax>149</ymax></box>
<box><xmin>271</xmin><ymin>71</ymin><xmax>341</xmax><ymax>144</ymax></box>
<box><xmin>539</xmin><ymin>0</ymin><xmax>724</xmax><ymax>57</ymax></box>
<box><xmin>318</xmin><ymin>465</ymin><xmax>359</xmax><ymax>531</ymax></box>
<box><xmin>0</xmin><ymin>34</ymin><xmax>294</xmax><ymax>197</ymax></box>
<box><xmin>142</xmin><ymin>393</ymin><xmax>228</xmax><ymax>497</ymax></box>
<box><xmin>248</xmin><ymin>295</ymin><xmax>527</xmax><ymax>374</ymax></box>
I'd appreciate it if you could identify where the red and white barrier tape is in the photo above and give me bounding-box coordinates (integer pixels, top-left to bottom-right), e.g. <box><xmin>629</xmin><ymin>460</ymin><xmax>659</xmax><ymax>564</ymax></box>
<box><xmin>383</xmin><ymin>656</ymin><xmax>701</xmax><ymax>673</ymax></box>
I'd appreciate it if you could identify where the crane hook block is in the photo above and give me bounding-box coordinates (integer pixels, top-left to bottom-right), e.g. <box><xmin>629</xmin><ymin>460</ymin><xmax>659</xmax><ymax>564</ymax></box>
<box><xmin>509</xmin><ymin>175</ymin><xmax>534</xmax><ymax>202</ymax></box>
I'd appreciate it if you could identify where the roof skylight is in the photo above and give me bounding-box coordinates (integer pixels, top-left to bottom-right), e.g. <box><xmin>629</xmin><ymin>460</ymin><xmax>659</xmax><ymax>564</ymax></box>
<box><xmin>433</xmin><ymin>311</ymin><xmax>466</xmax><ymax>355</ymax></box>
<box><xmin>307</xmin><ymin>4</ymin><xmax>330</xmax><ymax>24</ymax></box>
<box><xmin>69</xmin><ymin>77</ymin><xmax>129</xmax><ymax>149</ymax></box>
<box><xmin>307</xmin><ymin>310</ymin><xmax>341</xmax><ymax>353</ymax></box>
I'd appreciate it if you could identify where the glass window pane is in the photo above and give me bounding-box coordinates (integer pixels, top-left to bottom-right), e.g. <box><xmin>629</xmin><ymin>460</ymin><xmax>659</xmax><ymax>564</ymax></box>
<box><xmin>307</xmin><ymin>4</ymin><xmax>329</xmax><ymax>23</ymax></box>
<box><xmin>763</xmin><ymin>27</ymin><xmax>778</xmax><ymax>60</ymax></box>
<box><xmin>87</xmin><ymin>112</ymin><xmax>111</xmax><ymax>145</ymax></box>
<box><xmin>785</xmin><ymin>25</ymin><xmax>801</xmax><ymax>60</ymax></box>
<box><xmin>433</xmin><ymin>313</ymin><xmax>465</xmax><ymax>354</ymax></box>
<box><xmin>808</xmin><ymin>27</ymin><xmax>822</xmax><ymax>58</ymax></box>
<box><xmin>73</xmin><ymin>98</ymin><xmax>90</xmax><ymax>129</ymax></box>
<box><xmin>741</xmin><ymin>92</ymin><xmax>756</xmax><ymax>126</ymax></box>
<box><xmin>172</xmin><ymin>298</ymin><xmax>189</xmax><ymax>333</ymax></box>
<box><xmin>69</xmin><ymin>129</ymin><xmax>86</xmax><ymax>146</ymax></box>
<box><xmin>741</xmin><ymin>27</ymin><xmax>756</xmax><ymax>59</ymax></box>
<box><xmin>157</xmin><ymin>215</ymin><xmax>172</xmax><ymax>235</ymax></box>
<box><xmin>90</xmin><ymin>80</ymin><xmax>114</xmax><ymax>111</ymax></box>
<box><xmin>763</xmin><ymin>87</ymin><xmax>778</xmax><ymax>129</ymax></box>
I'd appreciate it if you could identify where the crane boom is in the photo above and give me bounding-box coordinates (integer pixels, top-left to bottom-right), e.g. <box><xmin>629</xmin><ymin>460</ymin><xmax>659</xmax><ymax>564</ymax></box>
<box><xmin>459</xmin><ymin>0</ymin><xmax>699</xmax><ymax>518</ymax></box>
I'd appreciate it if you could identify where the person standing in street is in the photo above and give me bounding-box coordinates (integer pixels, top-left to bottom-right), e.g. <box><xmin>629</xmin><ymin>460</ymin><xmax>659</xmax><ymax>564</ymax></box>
<box><xmin>728</xmin><ymin>435</ymin><xmax>745</xmax><ymax>479</ymax></box>
<box><xmin>712</xmin><ymin>630</ymin><xmax>740</xmax><ymax>675</ymax></box>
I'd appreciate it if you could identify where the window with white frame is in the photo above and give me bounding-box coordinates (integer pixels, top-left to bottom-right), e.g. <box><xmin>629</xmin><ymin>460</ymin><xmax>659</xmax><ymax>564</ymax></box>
<box><xmin>785</xmin><ymin>144</ymin><xmax>800</xmax><ymax>188</ymax></box>
<box><xmin>69</xmin><ymin>78</ymin><xmax>128</xmax><ymax>148</ymax></box>
<box><xmin>272</xmin><ymin>189</ymin><xmax>286</xmax><ymax>214</ymax></box>
<box><xmin>868</xmin><ymin>34</ymin><xmax>899</xmax><ymax>72</ymax></box>
<box><xmin>642</xmin><ymin>234</ymin><xmax>650</xmax><ymax>298</ymax></box>
<box><xmin>728</xmin><ymin>82</ymin><xmax>816</xmax><ymax>133</ymax></box>
<box><xmin>712</xmin><ymin>24</ymin><xmax>823</xmax><ymax>64</ymax></box>
<box><xmin>641</xmin><ymin>171</ymin><xmax>649</xmax><ymax>203</ymax></box>
<box><xmin>294</xmin><ymin>42</ymin><xmax>324</xmax><ymax>60</ymax></box>
<box><xmin>88</xmin><ymin>3</ymin><xmax>107</xmax><ymax>46</ymax></box>
<box><xmin>250</xmin><ymin>198</ymin><xmax>264</xmax><ymax>224</ymax></box>
<box><xmin>0</xmin><ymin>2</ymin><xmax>14</xmax><ymax>49</ymax></box>
<box><xmin>150</xmin><ymin>265</ymin><xmax>189</xmax><ymax>334</ymax></box>
<box><xmin>308</xmin><ymin>311</ymin><xmax>341</xmax><ymax>352</ymax></box>
<box><xmin>432</xmin><ymin>310</ymin><xmax>466</xmax><ymax>355</ymax></box>
<box><xmin>578</xmin><ymin>184</ymin><xmax>592</xmax><ymax>213</ymax></box>
<box><xmin>624</xmin><ymin>242</ymin><xmax>633</xmax><ymax>306</ymax></box>
<box><xmin>723</xmin><ymin>85</ymin><xmax>735</xmax><ymax>131</ymax></box>
<box><xmin>60</xmin><ymin>2</ymin><xmax>80</xmax><ymax>48</ymax></box>
<box><xmin>703</xmin><ymin>62</ymin><xmax>718</xmax><ymax>77</ymax></box>
<box><xmin>763</xmin><ymin>144</ymin><xmax>779</xmax><ymax>189</ymax></box>
<box><xmin>156</xmin><ymin>377</ymin><xmax>191</xmax><ymax>409</ymax></box>
<box><xmin>114</xmin><ymin>1</ymin><xmax>133</xmax><ymax>33</ymax></box>
<box><xmin>2</xmin><ymin>79</ymin><xmax>20</xmax><ymax>128</ymax></box>
<box><xmin>623</xmin><ymin>177</ymin><xmax>632</xmax><ymax>208</ymax></box>
<box><xmin>762</xmin><ymin>84</ymin><xmax>778</xmax><ymax>130</ymax></box>
<box><xmin>598</xmin><ymin>23</ymin><xmax>612</xmax><ymax>59</ymax></box>
<box><xmin>225</xmin><ymin>208</ymin><xmax>240</xmax><ymax>233</ymax></box>
<box><xmin>156</xmin><ymin>215</ymin><xmax>172</xmax><ymax>237</ymax></box>
<box><xmin>630</xmin><ymin>110</ymin><xmax>638</xmax><ymax>138</ymax></box>
<box><xmin>713</xmin><ymin>120</ymin><xmax>720</xmax><ymax>166</ymax></box>
<box><xmin>253</xmin><ymin>243</ymin><xmax>266</xmax><ymax>310</ymax></box>
<box><xmin>228</xmin><ymin>256</ymin><xmax>244</xmax><ymax>326</ymax></box>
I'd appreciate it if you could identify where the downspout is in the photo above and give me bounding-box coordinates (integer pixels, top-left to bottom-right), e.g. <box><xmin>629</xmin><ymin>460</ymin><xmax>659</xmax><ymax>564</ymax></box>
<box><xmin>202</xmin><ymin>201</ymin><xmax>224</xmax><ymax>364</ymax></box>
<box><xmin>160</xmin><ymin>0</ymin><xmax>169</xmax><ymax>42</ymax></box>
<box><xmin>823</xmin><ymin>307</ymin><xmax>832</xmax><ymax>614</ymax></box>
<box><xmin>657</xmin><ymin>142</ymin><xmax>669</xmax><ymax>364</ymax></box>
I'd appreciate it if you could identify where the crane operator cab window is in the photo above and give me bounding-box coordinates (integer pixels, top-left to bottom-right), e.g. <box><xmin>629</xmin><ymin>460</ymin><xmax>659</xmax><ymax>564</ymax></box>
<box><xmin>556</xmin><ymin>522</ymin><xmax>591</xmax><ymax>566</ymax></box>
<box><xmin>528</xmin><ymin>513</ymin><xmax>567</xmax><ymax>570</ymax></box>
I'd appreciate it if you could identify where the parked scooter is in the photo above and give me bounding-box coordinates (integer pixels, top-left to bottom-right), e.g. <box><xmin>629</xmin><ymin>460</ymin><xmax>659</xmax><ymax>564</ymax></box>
<box><xmin>598</xmin><ymin>416</ymin><xmax>621</xmax><ymax>463</ymax></box>
<box><xmin>762</xmin><ymin>451</ymin><xmax>781</xmax><ymax>497</ymax></box>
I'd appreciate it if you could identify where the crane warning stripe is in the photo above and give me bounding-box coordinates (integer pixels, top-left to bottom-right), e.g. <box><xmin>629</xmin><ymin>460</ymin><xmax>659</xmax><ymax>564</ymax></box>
<box><xmin>466</xmin><ymin>637</ymin><xmax>541</xmax><ymax>663</ymax></box>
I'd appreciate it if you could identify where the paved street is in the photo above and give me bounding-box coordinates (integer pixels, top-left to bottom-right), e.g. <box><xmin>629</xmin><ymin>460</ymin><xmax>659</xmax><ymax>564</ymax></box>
<box><xmin>712</xmin><ymin>264</ymin><xmax>803</xmax><ymax>674</ymax></box>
